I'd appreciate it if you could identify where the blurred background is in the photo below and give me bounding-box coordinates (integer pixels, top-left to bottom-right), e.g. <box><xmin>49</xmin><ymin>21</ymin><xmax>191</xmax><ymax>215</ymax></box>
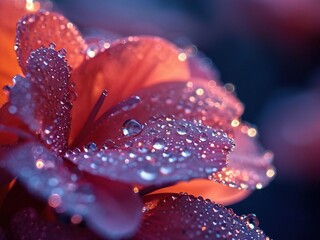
<box><xmin>52</xmin><ymin>0</ymin><xmax>320</xmax><ymax>239</ymax></box>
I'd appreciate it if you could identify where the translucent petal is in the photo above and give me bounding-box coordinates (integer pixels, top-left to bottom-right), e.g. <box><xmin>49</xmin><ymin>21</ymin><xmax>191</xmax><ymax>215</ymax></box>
<box><xmin>211</xmin><ymin>124</ymin><xmax>275</xmax><ymax>190</ymax></box>
<box><xmin>8</xmin><ymin>46</ymin><xmax>72</xmax><ymax>153</ymax></box>
<box><xmin>0</xmin><ymin>0</ymin><xmax>25</xmax><ymax>105</ymax></box>
<box><xmin>3</xmin><ymin>142</ymin><xmax>142</xmax><ymax>239</ymax></box>
<box><xmin>70</xmin><ymin>36</ymin><xmax>190</xmax><ymax>141</ymax></box>
<box><xmin>136</xmin><ymin>193</ymin><xmax>268</xmax><ymax>240</ymax></box>
<box><xmin>67</xmin><ymin>116</ymin><xmax>234</xmax><ymax>187</ymax></box>
<box><xmin>80</xmin><ymin>80</ymin><xmax>243</xmax><ymax>146</ymax></box>
<box><xmin>15</xmin><ymin>11</ymin><xmax>86</xmax><ymax>73</ymax></box>
<box><xmin>148</xmin><ymin>179</ymin><xmax>251</xmax><ymax>206</ymax></box>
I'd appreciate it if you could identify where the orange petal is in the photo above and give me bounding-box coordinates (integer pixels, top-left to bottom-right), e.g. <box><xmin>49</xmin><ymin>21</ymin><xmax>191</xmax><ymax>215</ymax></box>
<box><xmin>149</xmin><ymin>179</ymin><xmax>251</xmax><ymax>206</ymax></box>
<box><xmin>15</xmin><ymin>11</ymin><xmax>86</xmax><ymax>74</ymax></box>
<box><xmin>0</xmin><ymin>0</ymin><xmax>27</xmax><ymax>106</ymax></box>
<box><xmin>70</xmin><ymin>36</ymin><xmax>190</xmax><ymax>141</ymax></box>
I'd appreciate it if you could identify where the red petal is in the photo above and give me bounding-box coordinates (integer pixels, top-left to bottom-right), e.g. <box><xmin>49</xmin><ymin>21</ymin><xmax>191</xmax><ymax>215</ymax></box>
<box><xmin>70</xmin><ymin>36</ymin><xmax>190</xmax><ymax>141</ymax></box>
<box><xmin>135</xmin><ymin>193</ymin><xmax>268</xmax><ymax>240</ymax></box>
<box><xmin>211</xmin><ymin>124</ymin><xmax>275</xmax><ymax>190</ymax></box>
<box><xmin>3</xmin><ymin>142</ymin><xmax>142</xmax><ymax>239</ymax></box>
<box><xmin>67</xmin><ymin>116</ymin><xmax>233</xmax><ymax>187</ymax></box>
<box><xmin>9</xmin><ymin>46</ymin><xmax>72</xmax><ymax>153</ymax></box>
<box><xmin>10</xmin><ymin>208</ymin><xmax>97</xmax><ymax>240</ymax></box>
<box><xmin>79</xmin><ymin>79</ymin><xmax>243</xmax><ymax>146</ymax></box>
<box><xmin>15</xmin><ymin>11</ymin><xmax>86</xmax><ymax>73</ymax></box>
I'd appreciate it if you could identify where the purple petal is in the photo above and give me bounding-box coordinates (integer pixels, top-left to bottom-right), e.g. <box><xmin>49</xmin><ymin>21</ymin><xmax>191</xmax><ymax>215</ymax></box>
<box><xmin>211</xmin><ymin>124</ymin><xmax>275</xmax><ymax>190</ymax></box>
<box><xmin>67</xmin><ymin>116</ymin><xmax>234</xmax><ymax>187</ymax></box>
<box><xmin>9</xmin><ymin>46</ymin><xmax>72</xmax><ymax>154</ymax></box>
<box><xmin>3</xmin><ymin>142</ymin><xmax>142</xmax><ymax>239</ymax></box>
<box><xmin>9</xmin><ymin>208</ymin><xmax>97</xmax><ymax>240</ymax></box>
<box><xmin>135</xmin><ymin>193</ymin><xmax>268</xmax><ymax>240</ymax></box>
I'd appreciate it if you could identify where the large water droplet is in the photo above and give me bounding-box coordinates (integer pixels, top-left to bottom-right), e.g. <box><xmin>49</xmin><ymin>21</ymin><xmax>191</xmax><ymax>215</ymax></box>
<box><xmin>122</xmin><ymin>119</ymin><xmax>143</xmax><ymax>136</ymax></box>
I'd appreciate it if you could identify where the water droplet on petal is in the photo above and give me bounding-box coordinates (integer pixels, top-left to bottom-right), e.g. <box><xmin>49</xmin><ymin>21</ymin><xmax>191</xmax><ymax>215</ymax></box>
<box><xmin>122</xmin><ymin>119</ymin><xmax>143</xmax><ymax>136</ymax></box>
<box><xmin>153</xmin><ymin>138</ymin><xmax>166</xmax><ymax>150</ymax></box>
<box><xmin>138</xmin><ymin>166</ymin><xmax>158</xmax><ymax>181</ymax></box>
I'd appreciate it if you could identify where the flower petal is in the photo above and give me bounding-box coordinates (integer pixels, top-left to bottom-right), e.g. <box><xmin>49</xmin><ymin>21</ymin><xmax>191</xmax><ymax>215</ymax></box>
<box><xmin>67</xmin><ymin>116</ymin><xmax>234</xmax><ymax>187</ymax></box>
<box><xmin>135</xmin><ymin>193</ymin><xmax>268</xmax><ymax>240</ymax></box>
<box><xmin>15</xmin><ymin>11</ymin><xmax>86</xmax><ymax>73</ymax></box>
<box><xmin>0</xmin><ymin>0</ymin><xmax>26</xmax><ymax>105</ymax></box>
<box><xmin>8</xmin><ymin>46</ymin><xmax>72</xmax><ymax>153</ymax></box>
<box><xmin>3</xmin><ymin>142</ymin><xmax>142</xmax><ymax>239</ymax></box>
<box><xmin>80</xmin><ymin>79</ymin><xmax>243</xmax><ymax>146</ymax></box>
<box><xmin>9</xmin><ymin>208</ymin><xmax>98</xmax><ymax>240</ymax></box>
<box><xmin>148</xmin><ymin>180</ymin><xmax>251</xmax><ymax>206</ymax></box>
<box><xmin>211</xmin><ymin>124</ymin><xmax>275</xmax><ymax>190</ymax></box>
<box><xmin>70</xmin><ymin>36</ymin><xmax>190</xmax><ymax>140</ymax></box>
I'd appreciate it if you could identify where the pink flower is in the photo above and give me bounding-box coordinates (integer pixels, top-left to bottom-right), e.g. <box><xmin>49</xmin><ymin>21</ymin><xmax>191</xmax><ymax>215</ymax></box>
<box><xmin>0</xmin><ymin>4</ymin><xmax>274</xmax><ymax>240</ymax></box>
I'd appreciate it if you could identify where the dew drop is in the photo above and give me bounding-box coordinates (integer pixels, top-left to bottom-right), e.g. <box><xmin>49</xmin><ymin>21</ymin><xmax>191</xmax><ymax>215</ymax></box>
<box><xmin>122</xmin><ymin>119</ymin><xmax>143</xmax><ymax>136</ymax></box>
<box><xmin>84</xmin><ymin>142</ymin><xmax>97</xmax><ymax>152</ymax></box>
<box><xmin>243</xmin><ymin>214</ymin><xmax>259</xmax><ymax>230</ymax></box>
<box><xmin>139</xmin><ymin>167</ymin><xmax>158</xmax><ymax>181</ymax></box>
<box><xmin>153</xmin><ymin>138</ymin><xmax>166</xmax><ymax>150</ymax></box>
<box><xmin>181</xmin><ymin>148</ymin><xmax>191</xmax><ymax>157</ymax></box>
<box><xmin>8</xmin><ymin>105</ymin><xmax>17</xmax><ymax>114</ymax></box>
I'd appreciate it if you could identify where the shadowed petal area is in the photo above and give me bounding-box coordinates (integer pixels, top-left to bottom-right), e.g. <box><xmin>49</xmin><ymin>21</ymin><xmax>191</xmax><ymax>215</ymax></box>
<box><xmin>148</xmin><ymin>180</ymin><xmax>250</xmax><ymax>206</ymax></box>
<box><xmin>81</xmin><ymin>79</ymin><xmax>243</xmax><ymax>145</ymax></box>
<box><xmin>211</xmin><ymin>124</ymin><xmax>275</xmax><ymax>190</ymax></box>
<box><xmin>135</xmin><ymin>193</ymin><xmax>268</xmax><ymax>240</ymax></box>
<box><xmin>0</xmin><ymin>0</ymin><xmax>26</xmax><ymax>105</ymax></box>
<box><xmin>3</xmin><ymin>142</ymin><xmax>142</xmax><ymax>239</ymax></box>
<box><xmin>9</xmin><ymin>208</ymin><xmax>98</xmax><ymax>240</ymax></box>
<box><xmin>67</xmin><ymin>116</ymin><xmax>234</xmax><ymax>186</ymax></box>
<box><xmin>15</xmin><ymin>11</ymin><xmax>86</xmax><ymax>73</ymax></box>
<box><xmin>8</xmin><ymin>46</ymin><xmax>72</xmax><ymax>153</ymax></box>
<box><xmin>70</xmin><ymin>36</ymin><xmax>190</xmax><ymax>141</ymax></box>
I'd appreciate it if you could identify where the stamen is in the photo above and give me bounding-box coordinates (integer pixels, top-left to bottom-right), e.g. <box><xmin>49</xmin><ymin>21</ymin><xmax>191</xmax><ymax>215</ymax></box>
<box><xmin>94</xmin><ymin>95</ymin><xmax>141</xmax><ymax>123</ymax></box>
<box><xmin>70</xmin><ymin>90</ymin><xmax>107</xmax><ymax>148</ymax></box>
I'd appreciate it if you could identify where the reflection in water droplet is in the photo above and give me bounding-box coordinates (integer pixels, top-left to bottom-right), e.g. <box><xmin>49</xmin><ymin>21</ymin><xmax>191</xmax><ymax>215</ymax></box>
<box><xmin>122</xmin><ymin>119</ymin><xmax>143</xmax><ymax>136</ymax></box>
<box><xmin>153</xmin><ymin>138</ymin><xmax>166</xmax><ymax>150</ymax></box>
<box><xmin>139</xmin><ymin>167</ymin><xmax>158</xmax><ymax>181</ymax></box>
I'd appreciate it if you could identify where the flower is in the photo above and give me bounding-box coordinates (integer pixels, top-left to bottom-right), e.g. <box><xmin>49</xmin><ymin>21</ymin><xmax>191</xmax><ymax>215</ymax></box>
<box><xmin>0</xmin><ymin>2</ymin><xmax>274</xmax><ymax>239</ymax></box>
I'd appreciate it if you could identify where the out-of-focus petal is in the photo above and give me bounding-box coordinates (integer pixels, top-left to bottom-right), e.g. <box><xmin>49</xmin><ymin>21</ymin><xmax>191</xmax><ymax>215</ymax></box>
<box><xmin>67</xmin><ymin>116</ymin><xmax>233</xmax><ymax>187</ymax></box>
<box><xmin>135</xmin><ymin>193</ymin><xmax>268</xmax><ymax>240</ymax></box>
<box><xmin>3</xmin><ymin>142</ymin><xmax>142</xmax><ymax>239</ymax></box>
<box><xmin>15</xmin><ymin>11</ymin><xmax>86</xmax><ymax>73</ymax></box>
<box><xmin>80</xmin><ymin>80</ymin><xmax>243</xmax><ymax>146</ymax></box>
<box><xmin>148</xmin><ymin>179</ymin><xmax>250</xmax><ymax>206</ymax></box>
<box><xmin>70</xmin><ymin>36</ymin><xmax>190</xmax><ymax>141</ymax></box>
<box><xmin>8</xmin><ymin>46</ymin><xmax>72</xmax><ymax>153</ymax></box>
<box><xmin>188</xmin><ymin>53</ymin><xmax>220</xmax><ymax>82</ymax></box>
<box><xmin>9</xmin><ymin>208</ymin><xmax>98</xmax><ymax>240</ymax></box>
<box><xmin>0</xmin><ymin>0</ymin><xmax>26</xmax><ymax>105</ymax></box>
<box><xmin>211</xmin><ymin>124</ymin><xmax>275</xmax><ymax>190</ymax></box>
